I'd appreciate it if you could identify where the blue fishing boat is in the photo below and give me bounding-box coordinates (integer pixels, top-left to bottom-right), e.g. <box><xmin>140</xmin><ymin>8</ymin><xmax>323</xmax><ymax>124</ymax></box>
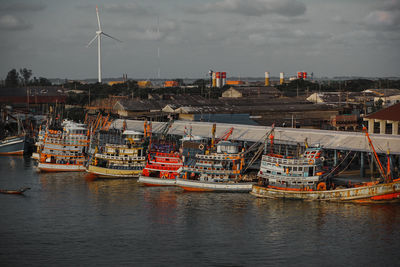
<box><xmin>0</xmin><ymin>136</ymin><xmax>26</xmax><ymax>155</ymax></box>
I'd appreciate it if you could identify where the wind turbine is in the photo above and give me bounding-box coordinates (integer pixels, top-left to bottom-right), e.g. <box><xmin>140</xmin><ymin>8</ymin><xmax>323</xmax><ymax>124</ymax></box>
<box><xmin>87</xmin><ymin>5</ymin><xmax>122</xmax><ymax>83</ymax></box>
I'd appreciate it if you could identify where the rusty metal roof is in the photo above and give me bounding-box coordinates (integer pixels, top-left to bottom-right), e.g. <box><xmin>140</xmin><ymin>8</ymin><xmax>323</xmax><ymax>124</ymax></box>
<box><xmin>365</xmin><ymin>103</ymin><xmax>400</xmax><ymax>121</ymax></box>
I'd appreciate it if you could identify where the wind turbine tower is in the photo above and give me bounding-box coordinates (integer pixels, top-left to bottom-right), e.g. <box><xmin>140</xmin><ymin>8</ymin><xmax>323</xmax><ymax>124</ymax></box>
<box><xmin>157</xmin><ymin>16</ymin><xmax>161</xmax><ymax>79</ymax></box>
<box><xmin>87</xmin><ymin>6</ymin><xmax>122</xmax><ymax>83</ymax></box>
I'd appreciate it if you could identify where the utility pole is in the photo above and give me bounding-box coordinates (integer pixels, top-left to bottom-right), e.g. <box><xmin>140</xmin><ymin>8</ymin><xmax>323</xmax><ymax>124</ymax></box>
<box><xmin>26</xmin><ymin>87</ymin><xmax>30</xmax><ymax>111</ymax></box>
<box><xmin>291</xmin><ymin>114</ymin><xmax>294</xmax><ymax>128</ymax></box>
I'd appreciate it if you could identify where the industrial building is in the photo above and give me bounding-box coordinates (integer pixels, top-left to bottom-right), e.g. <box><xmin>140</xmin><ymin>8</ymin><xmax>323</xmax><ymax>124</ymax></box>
<box><xmin>364</xmin><ymin>102</ymin><xmax>400</xmax><ymax>135</ymax></box>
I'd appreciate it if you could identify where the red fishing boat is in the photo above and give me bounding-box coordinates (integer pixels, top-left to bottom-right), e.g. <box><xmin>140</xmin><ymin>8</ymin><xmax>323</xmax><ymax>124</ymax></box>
<box><xmin>138</xmin><ymin>143</ymin><xmax>183</xmax><ymax>186</ymax></box>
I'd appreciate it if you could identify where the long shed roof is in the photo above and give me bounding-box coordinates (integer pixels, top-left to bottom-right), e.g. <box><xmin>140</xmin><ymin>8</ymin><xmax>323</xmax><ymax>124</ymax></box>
<box><xmin>112</xmin><ymin>119</ymin><xmax>400</xmax><ymax>154</ymax></box>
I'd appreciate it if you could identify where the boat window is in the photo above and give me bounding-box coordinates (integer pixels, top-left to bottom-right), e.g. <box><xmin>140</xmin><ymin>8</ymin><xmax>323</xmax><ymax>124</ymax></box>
<box><xmin>308</xmin><ymin>167</ymin><xmax>313</xmax><ymax>177</ymax></box>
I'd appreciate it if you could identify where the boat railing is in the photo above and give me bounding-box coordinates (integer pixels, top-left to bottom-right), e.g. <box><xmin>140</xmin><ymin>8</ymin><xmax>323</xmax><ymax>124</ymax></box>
<box><xmin>184</xmin><ymin>166</ymin><xmax>240</xmax><ymax>174</ymax></box>
<box><xmin>259</xmin><ymin>171</ymin><xmax>321</xmax><ymax>182</ymax></box>
<box><xmin>95</xmin><ymin>153</ymin><xmax>145</xmax><ymax>161</ymax></box>
<box><xmin>151</xmin><ymin>152</ymin><xmax>181</xmax><ymax>158</ymax></box>
<box><xmin>42</xmin><ymin>152</ymin><xmax>85</xmax><ymax>158</ymax></box>
<box><xmin>145</xmin><ymin>164</ymin><xmax>182</xmax><ymax>171</ymax></box>
<box><xmin>196</xmin><ymin>154</ymin><xmax>241</xmax><ymax>161</ymax></box>
<box><xmin>44</xmin><ymin>138</ymin><xmax>88</xmax><ymax>146</ymax></box>
<box><xmin>262</xmin><ymin>155</ymin><xmax>316</xmax><ymax>166</ymax></box>
<box><xmin>149</xmin><ymin>160</ymin><xmax>182</xmax><ymax>165</ymax></box>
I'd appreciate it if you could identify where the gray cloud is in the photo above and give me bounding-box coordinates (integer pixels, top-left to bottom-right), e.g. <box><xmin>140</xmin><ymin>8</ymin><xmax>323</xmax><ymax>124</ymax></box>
<box><xmin>0</xmin><ymin>14</ymin><xmax>31</xmax><ymax>30</ymax></box>
<box><xmin>0</xmin><ymin>2</ymin><xmax>45</xmax><ymax>12</ymax></box>
<box><xmin>103</xmin><ymin>3</ymin><xmax>151</xmax><ymax>16</ymax></box>
<box><xmin>188</xmin><ymin>0</ymin><xmax>306</xmax><ymax>17</ymax></box>
<box><xmin>363</xmin><ymin>0</ymin><xmax>400</xmax><ymax>30</ymax></box>
<box><xmin>76</xmin><ymin>2</ymin><xmax>152</xmax><ymax>16</ymax></box>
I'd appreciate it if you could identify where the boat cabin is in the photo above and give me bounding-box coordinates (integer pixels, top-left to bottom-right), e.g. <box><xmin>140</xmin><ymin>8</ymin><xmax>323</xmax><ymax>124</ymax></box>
<box><xmin>217</xmin><ymin>141</ymin><xmax>239</xmax><ymax>154</ymax></box>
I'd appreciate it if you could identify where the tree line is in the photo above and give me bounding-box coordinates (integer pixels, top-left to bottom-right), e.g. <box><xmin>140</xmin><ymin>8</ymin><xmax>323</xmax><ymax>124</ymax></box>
<box><xmin>277</xmin><ymin>78</ymin><xmax>400</xmax><ymax>97</ymax></box>
<box><xmin>2</xmin><ymin>68</ymin><xmax>52</xmax><ymax>87</ymax></box>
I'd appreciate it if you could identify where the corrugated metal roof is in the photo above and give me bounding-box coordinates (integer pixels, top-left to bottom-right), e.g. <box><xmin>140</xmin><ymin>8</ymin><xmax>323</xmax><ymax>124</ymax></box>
<box><xmin>112</xmin><ymin>119</ymin><xmax>400</xmax><ymax>154</ymax></box>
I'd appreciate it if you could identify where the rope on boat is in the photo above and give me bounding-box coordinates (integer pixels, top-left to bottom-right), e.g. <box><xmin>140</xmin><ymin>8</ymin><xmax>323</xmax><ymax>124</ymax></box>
<box><xmin>324</xmin><ymin>150</ymin><xmax>353</xmax><ymax>178</ymax></box>
<box><xmin>335</xmin><ymin>151</ymin><xmax>358</xmax><ymax>176</ymax></box>
<box><xmin>242</xmin><ymin>127</ymin><xmax>274</xmax><ymax>156</ymax></box>
<box><xmin>242</xmin><ymin>127</ymin><xmax>275</xmax><ymax>172</ymax></box>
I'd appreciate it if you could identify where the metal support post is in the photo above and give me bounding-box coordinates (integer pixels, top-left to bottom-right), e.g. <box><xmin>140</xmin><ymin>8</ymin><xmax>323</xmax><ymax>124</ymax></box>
<box><xmin>360</xmin><ymin>152</ymin><xmax>365</xmax><ymax>178</ymax></box>
<box><xmin>334</xmin><ymin>150</ymin><xmax>337</xmax><ymax>166</ymax></box>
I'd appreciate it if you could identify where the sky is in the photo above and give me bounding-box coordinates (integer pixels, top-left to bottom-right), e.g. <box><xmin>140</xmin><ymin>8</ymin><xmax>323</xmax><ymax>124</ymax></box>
<box><xmin>0</xmin><ymin>0</ymin><xmax>399</xmax><ymax>80</ymax></box>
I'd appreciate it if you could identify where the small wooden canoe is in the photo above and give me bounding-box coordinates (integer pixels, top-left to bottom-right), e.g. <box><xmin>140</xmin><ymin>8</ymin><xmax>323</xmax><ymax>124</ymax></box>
<box><xmin>0</xmin><ymin>187</ymin><xmax>31</xmax><ymax>195</ymax></box>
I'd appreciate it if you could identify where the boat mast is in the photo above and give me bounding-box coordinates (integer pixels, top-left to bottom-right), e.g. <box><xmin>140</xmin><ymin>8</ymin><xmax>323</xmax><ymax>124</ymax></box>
<box><xmin>363</xmin><ymin>126</ymin><xmax>388</xmax><ymax>182</ymax></box>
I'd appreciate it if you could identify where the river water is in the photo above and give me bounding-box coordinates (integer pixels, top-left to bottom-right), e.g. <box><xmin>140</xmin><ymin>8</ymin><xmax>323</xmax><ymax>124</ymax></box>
<box><xmin>1</xmin><ymin>156</ymin><xmax>399</xmax><ymax>266</ymax></box>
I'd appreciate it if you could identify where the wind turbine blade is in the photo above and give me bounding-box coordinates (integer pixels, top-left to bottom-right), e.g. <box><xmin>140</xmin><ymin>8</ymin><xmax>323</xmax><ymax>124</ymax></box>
<box><xmin>102</xmin><ymin>32</ymin><xmax>122</xmax><ymax>43</ymax></box>
<box><xmin>86</xmin><ymin>35</ymin><xmax>98</xmax><ymax>47</ymax></box>
<box><xmin>96</xmin><ymin>5</ymin><xmax>102</xmax><ymax>31</ymax></box>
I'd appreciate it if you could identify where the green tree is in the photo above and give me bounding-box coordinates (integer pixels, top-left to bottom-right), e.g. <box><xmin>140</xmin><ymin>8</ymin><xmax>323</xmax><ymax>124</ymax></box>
<box><xmin>5</xmin><ymin>69</ymin><xmax>20</xmax><ymax>87</ymax></box>
<box><xmin>19</xmin><ymin>68</ymin><xmax>32</xmax><ymax>85</ymax></box>
<box><xmin>38</xmin><ymin>77</ymin><xmax>51</xmax><ymax>86</ymax></box>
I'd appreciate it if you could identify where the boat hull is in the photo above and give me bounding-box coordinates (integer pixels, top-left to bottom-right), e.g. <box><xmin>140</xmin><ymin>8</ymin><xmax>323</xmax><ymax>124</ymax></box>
<box><xmin>0</xmin><ymin>187</ymin><xmax>30</xmax><ymax>195</ymax></box>
<box><xmin>176</xmin><ymin>179</ymin><xmax>254</xmax><ymax>192</ymax></box>
<box><xmin>0</xmin><ymin>138</ymin><xmax>25</xmax><ymax>155</ymax></box>
<box><xmin>86</xmin><ymin>165</ymin><xmax>142</xmax><ymax>178</ymax></box>
<box><xmin>251</xmin><ymin>179</ymin><xmax>400</xmax><ymax>203</ymax></box>
<box><xmin>138</xmin><ymin>176</ymin><xmax>176</xmax><ymax>186</ymax></box>
<box><xmin>38</xmin><ymin>163</ymin><xmax>86</xmax><ymax>172</ymax></box>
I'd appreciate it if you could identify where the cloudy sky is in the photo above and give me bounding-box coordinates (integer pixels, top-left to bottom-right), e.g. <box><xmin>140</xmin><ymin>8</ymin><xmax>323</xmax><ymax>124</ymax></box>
<box><xmin>1</xmin><ymin>0</ymin><xmax>399</xmax><ymax>80</ymax></box>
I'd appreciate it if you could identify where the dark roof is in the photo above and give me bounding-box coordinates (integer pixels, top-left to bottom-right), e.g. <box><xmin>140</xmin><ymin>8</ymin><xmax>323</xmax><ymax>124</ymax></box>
<box><xmin>228</xmin><ymin>86</ymin><xmax>281</xmax><ymax>96</ymax></box>
<box><xmin>116</xmin><ymin>99</ymin><xmax>162</xmax><ymax>111</ymax></box>
<box><xmin>365</xmin><ymin>103</ymin><xmax>400</xmax><ymax>121</ymax></box>
<box><xmin>0</xmin><ymin>86</ymin><xmax>66</xmax><ymax>97</ymax></box>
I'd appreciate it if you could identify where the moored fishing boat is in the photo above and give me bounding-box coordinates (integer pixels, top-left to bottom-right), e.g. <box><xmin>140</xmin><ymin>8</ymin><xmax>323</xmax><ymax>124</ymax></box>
<box><xmin>31</xmin><ymin>126</ymin><xmax>45</xmax><ymax>160</ymax></box>
<box><xmin>86</xmin><ymin>130</ymin><xmax>146</xmax><ymax>178</ymax></box>
<box><xmin>138</xmin><ymin>142</ymin><xmax>183</xmax><ymax>186</ymax></box>
<box><xmin>251</xmin><ymin>127</ymin><xmax>400</xmax><ymax>203</ymax></box>
<box><xmin>37</xmin><ymin>120</ymin><xmax>89</xmax><ymax>172</ymax></box>
<box><xmin>176</xmin><ymin>141</ymin><xmax>254</xmax><ymax>192</ymax></box>
<box><xmin>0</xmin><ymin>135</ymin><xmax>26</xmax><ymax>155</ymax></box>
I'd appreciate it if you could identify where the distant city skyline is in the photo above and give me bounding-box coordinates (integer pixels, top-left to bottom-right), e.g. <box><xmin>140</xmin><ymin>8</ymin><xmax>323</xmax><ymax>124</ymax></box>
<box><xmin>1</xmin><ymin>0</ymin><xmax>399</xmax><ymax>80</ymax></box>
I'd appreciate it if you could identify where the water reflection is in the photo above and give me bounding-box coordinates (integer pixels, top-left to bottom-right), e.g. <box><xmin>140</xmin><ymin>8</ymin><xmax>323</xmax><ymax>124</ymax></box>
<box><xmin>1</xmin><ymin>155</ymin><xmax>400</xmax><ymax>266</ymax></box>
<box><xmin>143</xmin><ymin>188</ymin><xmax>178</xmax><ymax>225</ymax></box>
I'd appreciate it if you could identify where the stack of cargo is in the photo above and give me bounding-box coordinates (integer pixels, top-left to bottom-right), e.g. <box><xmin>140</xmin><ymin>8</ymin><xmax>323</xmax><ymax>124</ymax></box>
<box><xmin>164</xmin><ymin>81</ymin><xmax>179</xmax><ymax>87</ymax></box>
<box><xmin>138</xmin><ymin>81</ymin><xmax>152</xmax><ymax>88</ymax></box>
